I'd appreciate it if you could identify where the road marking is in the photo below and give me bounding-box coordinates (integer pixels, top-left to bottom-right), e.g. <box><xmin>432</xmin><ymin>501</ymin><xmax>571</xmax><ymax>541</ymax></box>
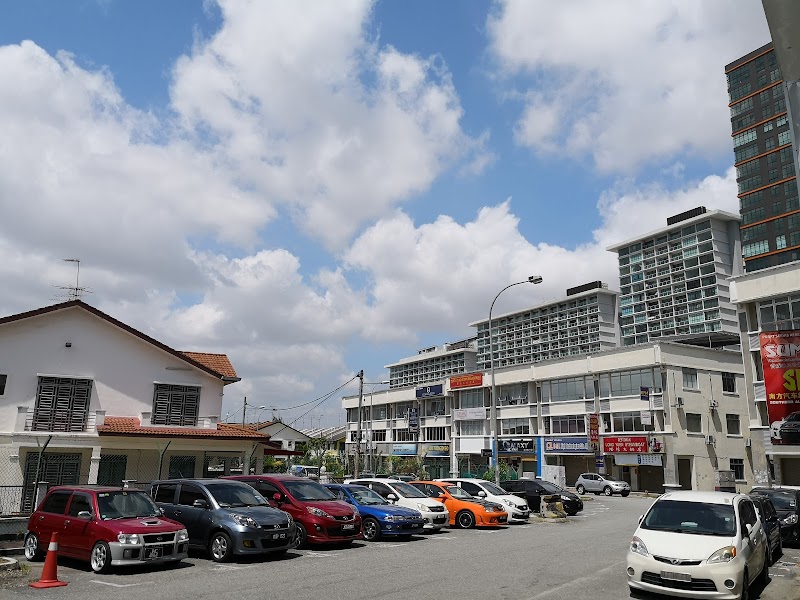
<box><xmin>522</xmin><ymin>561</ymin><xmax>624</xmax><ymax>600</ymax></box>
<box><xmin>91</xmin><ymin>580</ymin><xmax>152</xmax><ymax>588</ymax></box>
<box><xmin>303</xmin><ymin>551</ymin><xmax>338</xmax><ymax>557</ymax></box>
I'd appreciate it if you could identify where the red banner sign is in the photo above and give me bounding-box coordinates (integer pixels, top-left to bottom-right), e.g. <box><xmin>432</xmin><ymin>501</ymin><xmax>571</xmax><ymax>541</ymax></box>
<box><xmin>449</xmin><ymin>373</ymin><xmax>484</xmax><ymax>389</ymax></box>
<box><xmin>602</xmin><ymin>436</ymin><xmax>648</xmax><ymax>453</ymax></box>
<box><xmin>588</xmin><ymin>413</ymin><xmax>599</xmax><ymax>442</ymax></box>
<box><xmin>760</xmin><ymin>330</ymin><xmax>800</xmax><ymax>445</ymax></box>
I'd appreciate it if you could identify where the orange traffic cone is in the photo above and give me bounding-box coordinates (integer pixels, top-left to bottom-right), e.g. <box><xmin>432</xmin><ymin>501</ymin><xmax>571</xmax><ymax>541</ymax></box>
<box><xmin>29</xmin><ymin>532</ymin><xmax>68</xmax><ymax>589</ymax></box>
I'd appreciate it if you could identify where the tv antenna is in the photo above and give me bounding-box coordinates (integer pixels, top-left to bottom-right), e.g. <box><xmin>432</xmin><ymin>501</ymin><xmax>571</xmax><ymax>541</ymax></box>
<box><xmin>53</xmin><ymin>258</ymin><xmax>91</xmax><ymax>301</ymax></box>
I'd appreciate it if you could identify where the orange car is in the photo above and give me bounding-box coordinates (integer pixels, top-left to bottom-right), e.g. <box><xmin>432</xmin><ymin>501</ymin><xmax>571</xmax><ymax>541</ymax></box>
<box><xmin>409</xmin><ymin>481</ymin><xmax>508</xmax><ymax>528</ymax></box>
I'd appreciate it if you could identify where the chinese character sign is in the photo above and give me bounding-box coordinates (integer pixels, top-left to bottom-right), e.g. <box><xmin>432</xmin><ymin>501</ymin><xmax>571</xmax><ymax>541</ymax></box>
<box><xmin>588</xmin><ymin>413</ymin><xmax>599</xmax><ymax>442</ymax></box>
<box><xmin>760</xmin><ymin>331</ymin><xmax>800</xmax><ymax>445</ymax></box>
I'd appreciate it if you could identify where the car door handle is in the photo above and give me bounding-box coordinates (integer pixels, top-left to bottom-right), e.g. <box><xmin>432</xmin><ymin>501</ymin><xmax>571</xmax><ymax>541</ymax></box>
<box><xmin>174</xmin><ymin>510</ymin><xmax>182</xmax><ymax>515</ymax></box>
<box><xmin>64</xmin><ymin>520</ymin><xmax>70</xmax><ymax>525</ymax></box>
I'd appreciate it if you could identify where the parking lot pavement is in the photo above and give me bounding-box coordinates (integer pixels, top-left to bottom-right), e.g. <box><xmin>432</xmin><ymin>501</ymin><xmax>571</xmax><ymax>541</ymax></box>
<box><xmin>4</xmin><ymin>496</ymin><xmax>800</xmax><ymax>600</ymax></box>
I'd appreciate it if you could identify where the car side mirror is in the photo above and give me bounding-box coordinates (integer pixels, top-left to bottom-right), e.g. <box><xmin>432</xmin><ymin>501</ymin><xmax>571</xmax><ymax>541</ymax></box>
<box><xmin>192</xmin><ymin>499</ymin><xmax>209</xmax><ymax>509</ymax></box>
<box><xmin>477</xmin><ymin>491</ymin><xmax>487</xmax><ymax>498</ymax></box>
<box><xmin>158</xmin><ymin>507</ymin><xmax>165</xmax><ymax>516</ymax></box>
<box><xmin>745</xmin><ymin>523</ymin><xmax>753</xmax><ymax>537</ymax></box>
<box><xmin>77</xmin><ymin>511</ymin><xmax>93</xmax><ymax>520</ymax></box>
<box><xmin>386</xmin><ymin>493</ymin><xmax>397</xmax><ymax>502</ymax></box>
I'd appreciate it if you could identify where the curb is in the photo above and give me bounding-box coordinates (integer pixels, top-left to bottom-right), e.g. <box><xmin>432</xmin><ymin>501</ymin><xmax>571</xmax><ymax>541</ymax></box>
<box><xmin>0</xmin><ymin>557</ymin><xmax>19</xmax><ymax>571</ymax></box>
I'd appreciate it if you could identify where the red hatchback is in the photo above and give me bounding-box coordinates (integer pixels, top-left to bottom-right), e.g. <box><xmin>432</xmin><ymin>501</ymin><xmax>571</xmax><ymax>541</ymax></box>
<box><xmin>25</xmin><ymin>486</ymin><xmax>189</xmax><ymax>573</ymax></box>
<box><xmin>225</xmin><ymin>475</ymin><xmax>361</xmax><ymax>548</ymax></box>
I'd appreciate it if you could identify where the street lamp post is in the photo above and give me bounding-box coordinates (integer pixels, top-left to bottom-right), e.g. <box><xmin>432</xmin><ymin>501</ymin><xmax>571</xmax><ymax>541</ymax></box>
<box><xmin>489</xmin><ymin>276</ymin><xmax>543</xmax><ymax>486</ymax></box>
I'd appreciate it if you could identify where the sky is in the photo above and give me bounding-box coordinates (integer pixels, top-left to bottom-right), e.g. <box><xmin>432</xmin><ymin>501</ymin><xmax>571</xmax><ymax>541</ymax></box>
<box><xmin>0</xmin><ymin>0</ymin><xmax>772</xmax><ymax>429</ymax></box>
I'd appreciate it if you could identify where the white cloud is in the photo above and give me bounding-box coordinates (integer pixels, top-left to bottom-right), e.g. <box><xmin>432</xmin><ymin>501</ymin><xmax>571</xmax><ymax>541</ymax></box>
<box><xmin>487</xmin><ymin>0</ymin><xmax>770</xmax><ymax>172</ymax></box>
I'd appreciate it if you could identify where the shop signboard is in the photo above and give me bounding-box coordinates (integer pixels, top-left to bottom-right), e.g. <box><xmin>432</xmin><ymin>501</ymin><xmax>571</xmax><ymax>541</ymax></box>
<box><xmin>408</xmin><ymin>407</ymin><xmax>419</xmax><ymax>433</ymax></box>
<box><xmin>481</xmin><ymin>448</ymin><xmax>493</xmax><ymax>457</ymax></box>
<box><xmin>426</xmin><ymin>444</ymin><xmax>450</xmax><ymax>457</ymax></box>
<box><xmin>453</xmin><ymin>407</ymin><xmax>487</xmax><ymax>420</ymax></box>
<box><xmin>613</xmin><ymin>454</ymin><xmax>663</xmax><ymax>467</ymax></box>
<box><xmin>499</xmin><ymin>439</ymin><xmax>536</xmax><ymax>454</ymax></box>
<box><xmin>544</xmin><ymin>437</ymin><xmax>590</xmax><ymax>453</ymax></box>
<box><xmin>416</xmin><ymin>384</ymin><xmax>443</xmax><ymax>398</ymax></box>
<box><xmin>760</xmin><ymin>330</ymin><xmax>800</xmax><ymax>446</ymax></box>
<box><xmin>602</xmin><ymin>436</ymin><xmax>648</xmax><ymax>453</ymax></box>
<box><xmin>392</xmin><ymin>444</ymin><xmax>417</xmax><ymax>456</ymax></box>
<box><xmin>588</xmin><ymin>413</ymin><xmax>599</xmax><ymax>442</ymax></box>
<box><xmin>449</xmin><ymin>373</ymin><xmax>484</xmax><ymax>389</ymax></box>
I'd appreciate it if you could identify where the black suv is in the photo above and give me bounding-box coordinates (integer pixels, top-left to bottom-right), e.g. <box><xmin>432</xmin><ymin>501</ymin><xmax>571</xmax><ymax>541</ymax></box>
<box><xmin>749</xmin><ymin>493</ymin><xmax>783</xmax><ymax>564</ymax></box>
<box><xmin>500</xmin><ymin>478</ymin><xmax>583</xmax><ymax>515</ymax></box>
<box><xmin>750</xmin><ymin>486</ymin><xmax>800</xmax><ymax>547</ymax></box>
<box><xmin>150</xmin><ymin>479</ymin><xmax>296</xmax><ymax>562</ymax></box>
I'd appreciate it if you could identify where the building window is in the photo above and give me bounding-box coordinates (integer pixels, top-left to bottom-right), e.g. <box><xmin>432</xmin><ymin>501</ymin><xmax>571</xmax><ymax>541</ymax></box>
<box><xmin>777</xmin><ymin>235</ymin><xmax>787</xmax><ymax>250</ymax></box>
<box><xmin>612</xmin><ymin>411</ymin><xmax>646</xmax><ymax>432</ymax></box>
<box><xmin>459</xmin><ymin>389</ymin><xmax>484</xmax><ymax>409</ymax></box>
<box><xmin>394</xmin><ymin>428</ymin><xmax>414</xmax><ymax>442</ymax></box>
<box><xmin>730</xmin><ymin>458</ymin><xmax>745</xmax><ymax>481</ymax></box>
<box><xmin>541</xmin><ymin>376</ymin><xmax>593</xmax><ymax>403</ymax></box>
<box><xmin>425</xmin><ymin>398</ymin><xmax>445</xmax><ymax>417</ymax></box>
<box><xmin>686</xmin><ymin>413</ymin><xmax>703</xmax><ymax>433</ymax></box>
<box><xmin>551</xmin><ymin>415</ymin><xmax>585</xmax><ymax>434</ymax></box>
<box><xmin>743</xmin><ymin>239</ymin><xmax>770</xmax><ymax>257</ymax></box>
<box><xmin>599</xmin><ymin>368</ymin><xmax>658</xmax><ymax>398</ymax></box>
<box><xmin>371</xmin><ymin>430</ymin><xmax>387</xmax><ymax>442</ymax></box>
<box><xmin>0</xmin><ymin>374</ymin><xmax>6</xmax><ymax>395</ymax></box>
<box><xmin>722</xmin><ymin>372</ymin><xmax>737</xmax><ymax>394</ymax></box>
<box><xmin>32</xmin><ymin>376</ymin><xmax>93</xmax><ymax>432</ymax></box>
<box><xmin>726</xmin><ymin>414</ymin><xmax>741</xmax><ymax>436</ymax></box>
<box><xmin>424</xmin><ymin>426</ymin><xmax>447</xmax><ymax>441</ymax></box>
<box><xmin>501</xmin><ymin>418</ymin><xmax>529</xmax><ymax>435</ymax></box>
<box><xmin>152</xmin><ymin>384</ymin><xmax>200</xmax><ymax>426</ymax></box>
<box><xmin>458</xmin><ymin>420</ymin><xmax>484</xmax><ymax>436</ymax></box>
<box><xmin>346</xmin><ymin>407</ymin><xmax>358</xmax><ymax>423</ymax></box>
<box><xmin>682</xmin><ymin>369</ymin><xmax>698</xmax><ymax>390</ymax></box>
<box><xmin>394</xmin><ymin>401</ymin><xmax>413</xmax><ymax>418</ymax></box>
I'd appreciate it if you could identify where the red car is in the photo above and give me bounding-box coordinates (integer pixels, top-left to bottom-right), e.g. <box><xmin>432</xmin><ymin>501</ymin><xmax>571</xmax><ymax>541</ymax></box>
<box><xmin>224</xmin><ymin>475</ymin><xmax>361</xmax><ymax>548</ymax></box>
<box><xmin>25</xmin><ymin>486</ymin><xmax>188</xmax><ymax>573</ymax></box>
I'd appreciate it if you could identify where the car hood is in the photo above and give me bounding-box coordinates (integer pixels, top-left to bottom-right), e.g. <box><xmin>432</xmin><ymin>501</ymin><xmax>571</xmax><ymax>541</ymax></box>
<box><xmin>499</xmin><ymin>495</ymin><xmax>528</xmax><ymax>508</ymax></box>
<box><xmin>227</xmin><ymin>505</ymin><xmax>290</xmax><ymax>524</ymax></box>
<box><xmin>636</xmin><ymin>529</ymin><xmax>736</xmax><ymax>561</ymax></box>
<box><xmin>780</xmin><ymin>422</ymin><xmax>800</xmax><ymax>430</ymax></box>
<box><xmin>299</xmin><ymin>500</ymin><xmax>356</xmax><ymax>518</ymax></box>
<box><xmin>466</xmin><ymin>499</ymin><xmax>503</xmax><ymax>511</ymax></box>
<box><xmin>103</xmin><ymin>517</ymin><xmax>185</xmax><ymax>533</ymax></box>
<box><xmin>775</xmin><ymin>508</ymin><xmax>798</xmax><ymax>520</ymax></box>
<box><xmin>358</xmin><ymin>504</ymin><xmax>422</xmax><ymax>519</ymax></box>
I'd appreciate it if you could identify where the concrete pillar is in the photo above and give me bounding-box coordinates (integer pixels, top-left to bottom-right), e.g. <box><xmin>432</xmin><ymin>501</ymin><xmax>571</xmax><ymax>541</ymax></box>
<box><xmin>88</xmin><ymin>446</ymin><xmax>102</xmax><ymax>484</ymax></box>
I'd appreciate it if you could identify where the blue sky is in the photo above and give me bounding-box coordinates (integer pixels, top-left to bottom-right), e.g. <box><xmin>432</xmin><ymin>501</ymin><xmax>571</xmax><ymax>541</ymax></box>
<box><xmin>0</xmin><ymin>0</ymin><xmax>771</xmax><ymax>427</ymax></box>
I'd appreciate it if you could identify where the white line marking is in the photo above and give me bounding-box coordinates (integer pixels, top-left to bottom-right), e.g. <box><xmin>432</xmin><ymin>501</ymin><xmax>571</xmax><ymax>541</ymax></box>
<box><xmin>303</xmin><ymin>551</ymin><xmax>338</xmax><ymax>557</ymax></box>
<box><xmin>91</xmin><ymin>580</ymin><xmax>151</xmax><ymax>588</ymax></box>
<box><xmin>522</xmin><ymin>562</ymin><xmax>624</xmax><ymax>600</ymax></box>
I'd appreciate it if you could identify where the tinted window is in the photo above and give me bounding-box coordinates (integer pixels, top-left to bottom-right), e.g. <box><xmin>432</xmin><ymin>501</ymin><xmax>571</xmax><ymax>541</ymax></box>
<box><xmin>459</xmin><ymin>481</ymin><xmax>483</xmax><ymax>495</ymax></box>
<box><xmin>67</xmin><ymin>493</ymin><xmax>92</xmax><ymax>517</ymax></box>
<box><xmin>369</xmin><ymin>482</ymin><xmax>394</xmax><ymax>498</ymax></box>
<box><xmin>97</xmin><ymin>491</ymin><xmax>161</xmax><ymax>520</ymax></box>
<box><xmin>740</xmin><ymin>500</ymin><xmax>757</xmax><ymax>528</ymax></box>
<box><xmin>643</xmin><ymin>500</ymin><xmax>736</xmax><ymax>536</ymax></box>
<box><xmin>42</xmin><ymin>491</ymin><xmax>71</xmax><ymax>514</ymax></box>
<box><xmin>178</xmin><ymin>485</ymin><xmax>207</xmax><ymax>506</ymax></box>
<box><xmin>153</xmin><ymin>483</ymin><xmax>177</xmax><ymax>503</ymax></box>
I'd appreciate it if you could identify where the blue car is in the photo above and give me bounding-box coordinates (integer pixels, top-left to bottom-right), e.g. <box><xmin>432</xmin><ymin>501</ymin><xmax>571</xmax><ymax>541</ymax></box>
<box><xmin>324</xmin><ymin>484</ymin><xmax>425</xmax><ymax>541</ymax></box>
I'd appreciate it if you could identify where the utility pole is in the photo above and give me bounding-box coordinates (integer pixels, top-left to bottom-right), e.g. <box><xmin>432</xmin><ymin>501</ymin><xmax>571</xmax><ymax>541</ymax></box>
<box><xmin>354</xmin><ymin>370</ymin><xmax>364</xmax><ymax>478</ymax></box>
<box><xmin>242</xmin><ymin>397</ymin><xmax>247</xmax><ymax>426</ymax></box>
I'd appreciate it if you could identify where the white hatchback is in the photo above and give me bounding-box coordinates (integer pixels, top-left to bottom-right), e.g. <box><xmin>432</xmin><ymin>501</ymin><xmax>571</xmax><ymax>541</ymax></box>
<box><xmin>627</xmin><ymin>491</ymin><xmax>768</xmax><ymax>599</ymax></box>
<box><xmin>437</xmin><ymin>478</ymin><xmax>530</xmax><ymax>523</ymax></box>
<box><xmin>345</xmin><ymin>478</ymin><xmax>449</xmax><ymax>530</ymax></box>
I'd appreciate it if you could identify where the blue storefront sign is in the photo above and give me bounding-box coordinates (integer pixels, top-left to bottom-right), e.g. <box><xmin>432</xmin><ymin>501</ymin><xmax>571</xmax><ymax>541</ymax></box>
<box><xmin>416</xmin><ymin>384</ymin><xmax>443</xmax><ymax>398</ymax></box>
<box><xmin>544</xmin><ymin>437</ymin><xmax>591</xmax><ymax>453</ymax></box>
<box><xmin>392</xmin><ymin>444</ymin><xmax>417</xmax><ymax>456</ymax></box>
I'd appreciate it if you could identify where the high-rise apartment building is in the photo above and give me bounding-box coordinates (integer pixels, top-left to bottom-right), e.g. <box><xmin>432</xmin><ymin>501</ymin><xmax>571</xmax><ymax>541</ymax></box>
<box><xmin>726</xmin><ymin>43</ymin><xmax>800</xmax><ymax>271</ymax></box>
<box><xmin>607</xmin><ymin>207</ymin><xmax>742</xmax><ymax>347</ymax></box>
<box><xmin>386</xmin><ymin>338</ymin><xmax>477</xmax><ymax>389</ymax></box>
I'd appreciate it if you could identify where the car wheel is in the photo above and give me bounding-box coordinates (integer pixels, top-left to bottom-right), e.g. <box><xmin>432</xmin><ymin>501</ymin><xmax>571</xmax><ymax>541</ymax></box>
<box><xmin>456</xmin><ymin>510</ymin><xmax>476</xmax><ymax>529</ymax></box>
<box><xmin>293</xmin><ymin>522</ymin><xmax>307</xmax><ymax>549</ymax></box>
<box><xmin>739</xmin><ymin>569</ymin><xmax>750</xmax><ymax>600</ymax></box>
<box><xmin>776</xmin><ymin>537</ymin><xmax>783</xmax><ymax>561</ymax></box>
<box><xmin>209</xmin><ymin>531</ymin><xmax>233</xmax><ymax>563</ymax></box>
<box><xmin>566</xmin><ymin>510</ymin><xmax>578</xmax><ymax>516</ymax></box>
<box><xmin>603</xmin><ymin>486</ymin><xmax>613</xmax><ymax>496</ymax></box>
<box><xmin>362</xmin><ymin>517</ymin><xmax>381</xmax><ymax>542</ymax></box>
<box><xmin>24</xmin><ymin>533</ymin><xmax>44</xmax><ymax>562</ymax></box>
<box><xmin>576</xmin><ymin>485</ymin><xmax>585</xmax><ymax>495</ymax></box>
<box><xmin>90</xmin><ymin>541</ymin><xmax>112</xmax><ymax>574</ymax></box>
<box><xmin>621</xmin><ymin>491</ymin><xmax>630</xmax><ymax>497</ymax></box>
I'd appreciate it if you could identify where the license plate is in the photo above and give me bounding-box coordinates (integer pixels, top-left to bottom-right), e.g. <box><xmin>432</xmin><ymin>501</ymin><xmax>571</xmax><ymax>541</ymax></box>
<box><xmin>411</xmin><ymin>523</ymin><xmax>420</xmax><ymax>528</ymax></box>
<box><xmin>145</xmin><ymin>547</ymin><xmax>163</xmax><ymax>560</ymax></box>
<box><xmin>661</xmin><ymin>571</ymin><xmax>691</xmax><ymax>582</ymax></box>
<box><xmin>341</xmin><ymin>523</ymin><xmax>355</xmax><ymax>530</ymax></box>
<box><xmin>272</xmin><ymin>533</ymin><xmax>286</xmax><ymax>540</ymax></box>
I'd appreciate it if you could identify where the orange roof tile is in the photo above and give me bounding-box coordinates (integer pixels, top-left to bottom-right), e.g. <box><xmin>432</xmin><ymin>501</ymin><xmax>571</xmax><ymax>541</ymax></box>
<box><xmin>97</xmin><ymin>417</ymin><xmax>270</xmax><ymax>440</ymax></box>
<box><xmin>181</xmin><ymin>352</ymin><xmax>238</xmax><ymax>379</ymax></box>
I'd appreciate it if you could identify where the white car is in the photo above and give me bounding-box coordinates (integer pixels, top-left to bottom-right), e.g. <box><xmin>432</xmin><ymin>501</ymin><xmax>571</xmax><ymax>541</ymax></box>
<box><xmin>437</xmin><ymin>478</ymin><xmax>530</xmax><ymax>523</ymax></box>
<box><xmin>627</xmin><ymin>491</ymin><xmax>768</xmax><ymax>599</ymax></box>
<box><xmin>345</xmin><ymin>478</ymin><xmax>449</xmax><ymax>530</ymax></box>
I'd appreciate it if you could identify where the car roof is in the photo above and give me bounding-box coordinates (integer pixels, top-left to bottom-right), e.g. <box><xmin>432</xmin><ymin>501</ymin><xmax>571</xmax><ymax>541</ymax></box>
<box><xmin>348</xmin><ymin>478</ymin><xmax>402</xmax><ymax>483</ymax></box>
<box><xmin>228</xmin><ymin>474</ymin><xmax>305</xmax><ymax>482</ymax></box>
<box><xmin>153</xmin><ymin>478</ymin><xmax>250</xmax><ymax>486</ymax></box>
<box><xmin>438</xmin><ymin>478</ymin><xmax>487</xmax><ymax>485</ymax></box>
<box><xmin>48</xmin><ymin>485</ymin><xmax>143</xmax><ymax>494</ymax></box>
<box><xmin>658</xmin><ymin>491</ymin><xmax>743</xmax><ymax>504</ymax></box>
<box><xmin>411</xmin><ymin>480</ymin><xmax>445</xmax><ymax>487</ymax></box>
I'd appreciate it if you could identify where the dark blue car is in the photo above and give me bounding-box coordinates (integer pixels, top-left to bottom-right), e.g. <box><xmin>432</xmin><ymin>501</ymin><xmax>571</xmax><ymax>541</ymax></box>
<box><xmin>324</xmin><ymin>484</ymin><xmax>425</xmax><ymax>541</ymax></box>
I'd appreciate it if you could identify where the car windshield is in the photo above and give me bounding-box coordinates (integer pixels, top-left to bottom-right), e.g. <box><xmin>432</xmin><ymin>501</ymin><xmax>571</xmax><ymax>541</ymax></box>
<box><xmin>479</xmin><ymin>481</ymin><xmax>507</xmax><ymax>495</ymax></box>
<box><xmin>446</xmin><ymin>486</ymin><xmax>475</xmax><ymax>500</ymax></box>
<box><xmin>283</xmin><ymin>480</ymin><xmax>337</xmax><ymax>501</ymax></box>
<box><xmin>208</xmin><ymin>483</ymin><xmax>269</xmax><ymax>507</ymax></box>
<box><xmin>390</xmin><ymin>482</ymin><xmax>428</xmax><ymax>498</ymax></box>
<box><xmin>536</xmin><ymin>480</ymin><xmax>564</xmax><ymax>493</ymax></box>
<box><xmin>756</xmin><ymin>490</ymin><xmax>797</xmax><ymax>510</ymax></box>
<box><xmin>97</xmin><ymin>491</ymin><xmax>161</xmax><ymax>520</ymax></box>
<box><xmin>348</xmin><ymin>486</ymin><xmax>388</xmax><ymax>506</ymax></box>
<box><xmin>786</xmin><ymin>413</ymin><xmax>800</xmax><ymax>422</ymax></box>
<box><xmin>641</xmin><ymin>500</ymin><xmax>736</xmax><ymax>536</ymax></box>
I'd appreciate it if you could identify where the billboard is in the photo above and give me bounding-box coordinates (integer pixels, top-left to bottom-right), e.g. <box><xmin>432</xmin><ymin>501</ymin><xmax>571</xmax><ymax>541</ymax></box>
<box><xmin>544</xmin><ymin>437</ymin><xmax>590</xmax><ymax>453</ymax></box>
<box><xmin>392</xmin><ymin>444</ymin><xmax>417</xmax><ymax>456</ymax></box>
<box><xmin>449</xmin><ymin>373</ymin><xmax>484</xmax><ymax>389</ymax></box>
<box><xmin>602</xmin><ymin>436</ymin><xmax>648</xmax><ymax>454</ymax></box>
<box><xmin>760</xmin><ymin>331</ymin><xmax>800</xmax><ymax>445</ymax></box>
<box><xmin>416</xmin><ymin>384</ymin><xmax>443</xmax><ymax>398</ymax></box>
<box><xmin>453</xmin><ymin>407</ymin><xmax>486</xmax><ymax>421</ymax></box>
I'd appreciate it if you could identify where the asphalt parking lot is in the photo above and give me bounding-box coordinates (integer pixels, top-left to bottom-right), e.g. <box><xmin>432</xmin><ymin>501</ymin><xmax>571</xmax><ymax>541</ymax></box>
<box><xmin>3</xmin><ymin>495</ymin><xmax>800</xmax><ymax>600</ymax></box>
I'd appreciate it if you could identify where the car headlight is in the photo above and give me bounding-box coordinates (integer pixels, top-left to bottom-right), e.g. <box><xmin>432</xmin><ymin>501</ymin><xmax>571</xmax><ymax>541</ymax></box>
<box><xmin>629</xmin><ymin>536</ymin><xmax>649</xmax><ymax>557</ymax></box>
<box><xmin>385</xmin><ymin>515</ymin><xmax>407</xmax><ymax>522</ymax></box>
<box><xmin>285</xmin><ymin>513</ymin><xmax>293</xmax><ymax>526</ymax></box>
<box><xmin>230</xmin><ymin>513</ymin><xmax>260</xmax><ymax>528</ymax></box>
<box><xmin>306</xmin><ymin>506</ymin><xmax>332</xmax><ymax>519</ymax></box>
<box><xmin>499</xmin><ymin>498</ymin><xmax>512</xmax><ymax>506</ymax></box>
<box><xmin>707</xmin><ymin>546</ymin><xmax>737</xmax><ymax>564</ymax></box>
<box><xmin>415</xmin><ymin>503</ymin><xmax>429</xmax><ymax>511</ymax></box>
<box><xmin>176</xmin><ymin>529</ymin><xmax>189</xmax><ymax>543</ymax></box>
<box><xmin>782</xmin><ymin>514</ymin><xmax>798</xmax><ymax>526</ymax></box>
<box><xmin>117</xmin><ymin>533</ymin><xmax>140</xmax><ymax>544</ymax></box>
<box><xmin>561</xmin><ymin>495</ymin><xmax>573</xmax><ymax>502</ymax></box>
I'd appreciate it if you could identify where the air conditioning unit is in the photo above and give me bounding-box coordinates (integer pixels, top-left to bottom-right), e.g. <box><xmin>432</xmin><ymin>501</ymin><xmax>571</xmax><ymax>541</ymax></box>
<box><xmin>706</xmin><ymin>435</ymin><xmax>716</xmax><ymax>445</ymax></box>
<box><xmin>745</xmin><ymin>438</ymin><xmax>752</xmax><ymax>448</ymax></box>
<box><xmin>709</xmin><ymin>399</ymin><xmax>719</xmax><ymax>410</ymax></box>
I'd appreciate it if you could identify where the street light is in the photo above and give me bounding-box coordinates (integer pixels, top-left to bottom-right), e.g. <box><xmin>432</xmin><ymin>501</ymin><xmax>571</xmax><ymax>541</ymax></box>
<box><xmin>489</xmin><ymin>275</ymin><xmax>543</xmax><ymax>486</ymax></box>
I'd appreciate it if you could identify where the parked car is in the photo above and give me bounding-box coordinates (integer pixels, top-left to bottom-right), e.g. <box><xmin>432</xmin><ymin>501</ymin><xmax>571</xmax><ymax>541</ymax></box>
<box><xmin>25</xmin><ymin>485</ymin><xmax>188</xmax><ymax>573</ymax></box>
<box><xmin>500</xmin><ymin>478</ymin><xmax>584</xmax><ymax>516</ymax></box>
<box><xmin>324</xmin><ymin>483</ymin><xmax>425</xmax><ymax>541</ymax></box>
<box><xmin>627</xmin><ymin>491</ymin><xmax>768</xmax><ymax>599</ymax></box>
<box><xmin>345</xmin><ymin>478</ymin><xmax>449</xmax><ymax>530</ymax></box>
<box><xmin>409</xmin><ymin>481</ymin><xmax>508</xmax><ymax>528</ymax></box>
<box><xmin>575</xmin><ymin>473</ymin><xmax>630</xmax><ymax>497</ymax></box>
<box><xmin>226</xmin><ymin>475</ymin><xmax>361</xmax><ymax>548</ymax></box>
<box><xmin>749</xmin><ymin>493</ymin><xmax>783</xmax><ymax>564</ymax></box>
<box><xmin>770</xmin><ymin>411</ymin><xmax>800</xmax><ymax>443</ymax></box>
<box><xmin>439</xmin><ymin>478</ymin><xmax>530</xmax><ymax>522</ymax></box>
<box><xmin>150</xmin><ymin>478</ymin><xmax>295</xmax><ymax>562</ymax></box>
<box><xmin>750</xmin><ymin>486</ymin><xmax>800</xmax><ymax>546</ymax></box>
